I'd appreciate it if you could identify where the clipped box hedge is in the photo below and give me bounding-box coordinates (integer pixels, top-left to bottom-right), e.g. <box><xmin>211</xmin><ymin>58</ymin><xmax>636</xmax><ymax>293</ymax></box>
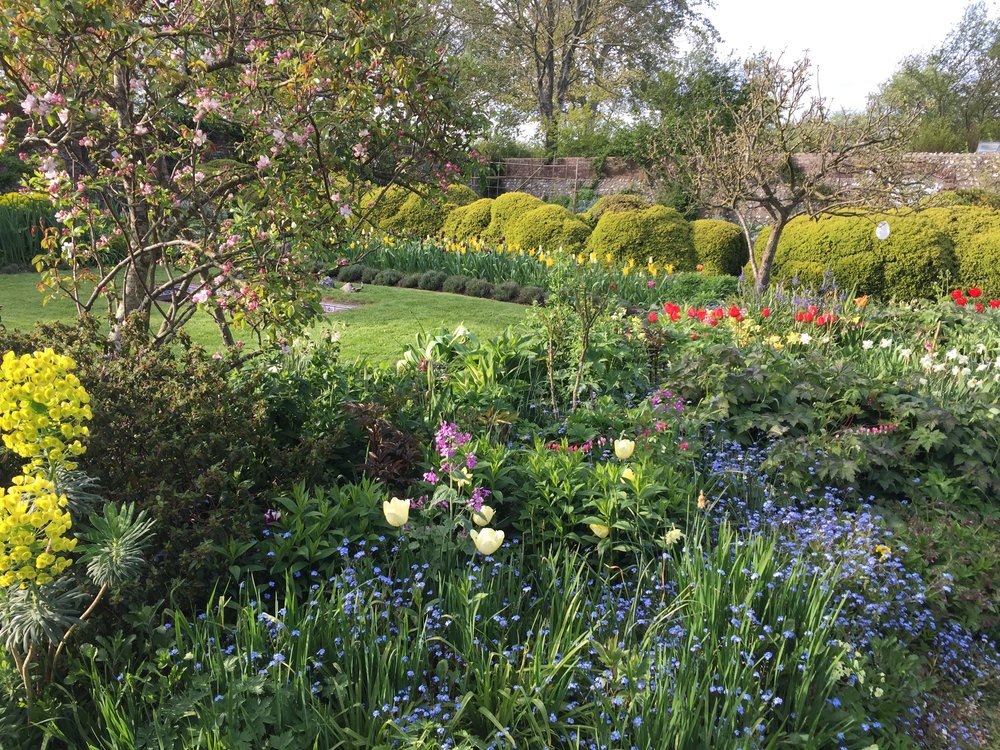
<box><xmin>756</xmin><ymin>213</ymin><xmax>959</xmax><ymax>299</ymax></box>
<box><xmin>482</xmin><ymin>191</ymin><xmax>545</xmax><ymax>244</ymax></box>
<box><xmin>443</xmin><ymin>197</ymin><xmax>494</xmax><ymax>240</ymax></box>
<box><xmin>505</xmin><ymin>203</ymin><xmax>591</xmax><ymax>254</ymax></box>
<box><xmin>585</xmin><ymin>205</ymin><xmax>698</xmax><ymax>271</ymax></box>
<box><xmin>691</xmin><ymin>219</ymin><xmax>748</xmax><ymax>276</ymax></box>
<box><xmin>583</xmin><ymin>194</ymin><xmax>649</xmax><ymax>226</ymax></box>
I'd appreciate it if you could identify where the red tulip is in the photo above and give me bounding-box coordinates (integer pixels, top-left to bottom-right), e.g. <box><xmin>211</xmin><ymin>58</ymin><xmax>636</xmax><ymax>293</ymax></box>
<box><xmin>648</xmin><ymin>311</ymin><xmax>658</xmax><ymax>323</ymax></box>
<box><xmin>761</xmin><ymin>307</ymin><xmax>770</xmax><ymax>318</ymax></box>
<box><xmin>969</xmin><ymin>287</ymin><xmax>982</xmax><ymax>298</ymax></box>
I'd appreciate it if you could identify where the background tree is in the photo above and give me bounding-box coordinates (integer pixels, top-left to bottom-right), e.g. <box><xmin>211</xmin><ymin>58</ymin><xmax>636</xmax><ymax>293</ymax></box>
<box><xmin>677</xmin><ymin>54</ymin><xmax>917</xmax><ymax>295</ymax></box>
<box><xmin>0</xmin><ymin>0</ymin><xmax>475</xmax><ymax>346</ymax></box>
<box><xmin>445</xmin><ymin>0</ymin><xmax>707</xmax><ymax>153</ymax></box>
<box><xmin>879</xmin><ymin>2</ymin><xmax>1000</xmax><ymax>152</ymax></box>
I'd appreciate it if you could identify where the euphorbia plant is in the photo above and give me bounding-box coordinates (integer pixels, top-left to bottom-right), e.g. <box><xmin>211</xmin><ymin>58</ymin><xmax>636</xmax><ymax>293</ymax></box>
<box><xmin>0</xmin><ymin>0</ymin><xmax>476</xmax><ymax>345</ymax></box>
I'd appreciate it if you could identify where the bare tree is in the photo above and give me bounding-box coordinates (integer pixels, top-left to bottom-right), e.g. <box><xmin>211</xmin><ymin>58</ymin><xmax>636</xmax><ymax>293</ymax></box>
<box><xmin>677</xmin><ymin>54</ymin><xmax>919</xmax><ymax>295</ymax></box>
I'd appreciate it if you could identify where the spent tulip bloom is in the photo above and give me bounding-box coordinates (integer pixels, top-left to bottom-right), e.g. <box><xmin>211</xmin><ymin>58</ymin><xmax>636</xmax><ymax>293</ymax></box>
<box><xmin>382</xmin><ymin>497</ymin><xmax>410</xmax><ymax>527</ymax></box>
<box><xmin>589</xmin><ymin>523</ymin><xmax>610</xmax><ymax>539</ymax></box>
<box><xmin>472</xmin><ymin>505</ymin><xmax>495</xmax><ymax>527</ymax></box>
<box><xmin>470</xmin><ymin>528</ymin><xmax>504</xmax><ymax>555</ymax></box>
<box><xmin>614</xmin><ymin>439</ymin><xmax>635</xmax><ymax>460</ymax></box>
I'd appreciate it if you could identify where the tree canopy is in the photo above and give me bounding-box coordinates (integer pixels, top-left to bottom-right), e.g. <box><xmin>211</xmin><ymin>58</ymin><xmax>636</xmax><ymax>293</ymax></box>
<box><xmin>0</xmin><ymin>0</ymin><xmax>476</xmax><ymax>345</ymax></box>
<box><xmin>880</xmin><ymin>2</ymin><xmax>1000</xmax><ymax>152</ymax></box>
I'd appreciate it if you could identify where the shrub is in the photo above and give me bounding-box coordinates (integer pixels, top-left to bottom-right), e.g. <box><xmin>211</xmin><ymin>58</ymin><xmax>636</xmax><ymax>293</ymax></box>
<box><xmin>691</xmin><ymin>219</ymin><xmax>748</xmax><ymax>276</ymax></box>
<box><xmin>359</xmin><ymin>184</ymin><xmax>410</xmax><ymax>228</ymax></box>
<box><xmin>418</xmin><ymin>270</ymin><xmax>447</xmax><ymax>291</ymax></box>
<box><xmin>585</xmin><ymin>205</ymin><xmax>697</xmax><ymax>270</ymax></box>
<box><xmin>400</xmin><ymin>272</ymin><xmax>422</xmax><ymax>288</ymax></box>
<box><xmin>443</xmin><ymin>198</ymin><xmax>494</xmax><ymax>240</ymax></box>
<box><xmin>338</xmin><ymin>264</ymin><xmax>366</xmax><ymax>283</ymax></box>
<box><xmin>360</xmin><ymin>266</ymin><xmax>379</xmax><ymax>284</ymax></box>
<box><xmin>921</xmin><ymin>188</ymin><xmax>1000</xmax><ymax>210</ymax></box>
<box><xmin>0</xmin><ymin>192</ymin><xmax>53</xmax><ymax>269</ymax></box>
<box><xmin>583</xmin><ymin>193</ymin><xmax>649</xmax><ymax>226</ymax></box>
<box><xmin>495</xmin><ymin>280</ymin><xmax>521</xmax><ymax>302</ymax></box>
<box><xmin>505</xmin><ymin>203</ymin><xmax>592</xmax><ymax>254</ymax></box>
<box><xmin>757</xmin><ymin>213</ymin><xmax>959</xmax><ymax>300</ymax></box>
<box><xmin>383</xmin><ymin>192</ymin><xmax>447</xmax><ymax>238</ymax></box>
<box><xmin>914</xmin><ymin>206</ymin><xmax>1000</xmax><ymax>297</ymax></box>
<box><xmin>442</xmin><ymin>274</ymin><xmax>470</xmax><ymax>294</ymax></box>
<box><xmin>0</xmin><ymin>153</ymin><xmax>31</xmax><ymax>193</ymax></box>
<box><xmin>660</xmin><ymin>272</ymin><xmax>740</xmax><ymax>306</ymax></box>
<box><xmin>465</xmin><ymin>278</ymin><xmax>495</xmax><ymax>298</ymax></box>
<box><xmin>482</xmin><ymin>191</ymin><xmax>545</xmax><ymax>243</ymax></box>
<box><xmin>517</xmin><ymin>285</ymin><xmax>546</xmax><ymax>305</ymax></box>
<box><xmin>373</xmin><ymin>269</ymin><xmax>404</xmax><ymax>286</ymax></box>
<box><xmin>446</xmin><ymin>184</ymin><xmax>479</xmax><ymax>207</ymax></box>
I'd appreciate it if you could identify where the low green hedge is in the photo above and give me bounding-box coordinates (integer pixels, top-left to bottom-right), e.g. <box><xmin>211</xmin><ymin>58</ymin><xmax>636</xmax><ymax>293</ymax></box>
<box><xmin>505</xmin><ymin>204</ymin><xmax>591</xmax><ymax>254</ymax></box>
<box><xmin>585</xmin><ymin>205</ymin><xmax>697</xmax><ymax>271</ymax></box>
<box><xmin>691</xmin><ymin>219</ymin><xmax>748</xmax><ymax>276</ymax></box>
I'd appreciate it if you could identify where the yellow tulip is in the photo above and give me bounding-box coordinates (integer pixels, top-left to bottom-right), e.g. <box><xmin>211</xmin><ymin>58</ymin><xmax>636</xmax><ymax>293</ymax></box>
<box><xmin>589</xmin><ymin>523</ymin><xmax>610</xmax><ymax>539</ymax></box>
<box><xmin>621</xmin><ymin>467</ymin><xmax>636</xmax><ymax>482</ymax></box>
<box><xmin>382</xmin><ymin>497</ymin><xmax>410</xmax><ymax>527</ymax></box>
<box><xmin>470</xmin><ymin>528</ymin><xmax>505</xmax><ymax>555</ymax></box>
<box><xmin>472</xmin><ymin>505</ymin><xmax>495</xmax><ymax>527</ymax></box>
<box><xmin>614</xmin><ymin>439</ymin><xmax>635</xmax><ymax>460</ymax></box>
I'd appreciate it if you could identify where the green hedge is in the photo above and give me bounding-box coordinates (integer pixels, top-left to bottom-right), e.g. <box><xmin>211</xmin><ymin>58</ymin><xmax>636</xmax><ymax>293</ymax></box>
<box><xmin>0</xmin><ymin>192</ymin><xmax>53</xmax><ymax>269</ymax></box>
<box><xmin>916</xmin><ymin>206</ymin><xmax>1000</xmax><ymax>296</ymax></box>
<box><xmin>380</xmin><ymin>185</ymin><xmax>478</xmax><ymax>238</ymax></box>
<box><xmin>583</xmin><ymin>194</ymin><xmax>649</xmax><ymax>226</ymax></box>
<box><xmin>585</xmin><ymin>205</ymin><xmax>697</xmax><ymax>270</ymax></box>
<box><xmin>505</xmin><ymin>204</ymin><xmax>591</xmax><ymax>253</ymax></box>
<box><xmin>691</xmin><ymin>219</ymin><xmax>748</xmax><ymax>276</ymax></box>
<box><xmin>443</xmin><ymin>198</ymin><xmax>494</xmax><ymax>240</ymax></box>
<box><xmin>756</xmin><ymin>213</ymin><xmax>958</xmax><ymax>299</ymax></box>
<box><xmin>482</xmin><ymin>192</ymin><xmax>545</xmax><ymax>244</ymax></box>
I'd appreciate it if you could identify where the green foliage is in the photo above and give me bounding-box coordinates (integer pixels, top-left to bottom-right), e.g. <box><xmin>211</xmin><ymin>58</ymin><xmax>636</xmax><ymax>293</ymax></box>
<box><xmin>505</xmin><ymin>203</ymin><xmax>591</xmax><ymax>253</ymax></box>
<box><xmin>924</xmin><ymin>188</ymin><xmax>1000</xmax><ymax>209</ymax></box>
<box><xmin>382</xmin><ymin>192</ymin><xmax>448</xmax><ymax>238</ymax></box>
<box><xmin>372</xmin><ymin>268</ymin><xmax>403</xmax><ymax>287</ymax></box>
<box><xmin>442</xmin><ymin>197</ymin><xmax>494</xmax><ymax>240</ymax></box>
<box><xmin>583</xmin><ymin>193</ymin><xmax>649</xmax><ymax>226</ymax></box>
<box><xmin>585</xmin><ymin>205</ymin><xmax>697</xmax><ymax>270</ymax></box>
<box><xmin>418</xmin><ymin>270</ymin><xmax>447</xmax><ymax>291</ymax></box>
<box><xmin>495</xmin><ymin>280</ymin><xmax>521</xmax><ymax>302</ymax></box>
<box><xmin>0</xmin><ymin>154</ymin><xmax>31</xmax><ymax>193</ymax></box>
<box><xmin>691</xmin><ymin>218</ymin><xmax>748</xmax><ymax>276</ymax></box>
<box><xmin>360</xmin><ymin>184</ymin><xmax>410</xmax><ymax>228</ymax></box>
<box><xmin>658</xmin><ymin>272</ymin><xmax>740</xmax><ymax>306</ymax></box>
<box><xmin>445</xmin><ymin>184</ymin><xmax>478</xmax><ymax>206</ymax></box>
<box><xmin>758</xmin><ymin>213</ymin><xmax>959</xmax><ymax>299</ymax></box>
<box><xmin>916</xmin><ymin>205</ymin><xmax>1000</xmax><ymax>296</ymax></box>
<box><xmin>399</xmin><ymin>272</ymin><xmax>422</xmax><ymax>288</ymax></box>
<box><xmin>482</xmin><ymin>191</ymin><xmax>544</xmax><ymax>243</ymax></box>
<box><xmin>0</xmin><ymin>192</ymin><xmax>52</xmax><ymax>270</ymax></box>
<box><xmin>441</xmin><ymin>274</ymin><xmax>470</xmax><ymax>294</ymax></box>
<box><xmin>464</xmin><ymin>277</ymin><xmax>495</xmax><ymax>298</ymax></box>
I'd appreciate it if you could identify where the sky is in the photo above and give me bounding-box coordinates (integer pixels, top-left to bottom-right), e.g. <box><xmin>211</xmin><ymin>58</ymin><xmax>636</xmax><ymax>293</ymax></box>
<box><xmin>704</xmin><ymin>0</ymin><xmax>992</xmax><ymax>111</ymax></box>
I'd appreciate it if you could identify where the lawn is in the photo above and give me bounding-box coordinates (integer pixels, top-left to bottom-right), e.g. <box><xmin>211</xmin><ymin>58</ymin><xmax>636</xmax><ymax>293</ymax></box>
<box><xmin>0</xmin><ymin>271</ymin><xmax>527</xmax><ymax>363</ymax></box>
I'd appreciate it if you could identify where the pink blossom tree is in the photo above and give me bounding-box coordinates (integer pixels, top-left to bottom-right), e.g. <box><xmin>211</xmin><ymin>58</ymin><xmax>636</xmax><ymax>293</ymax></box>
<box><xmin>0</xmin><ymin>0</ymin><xmax>475</xmax><ymax>345</ymax></box>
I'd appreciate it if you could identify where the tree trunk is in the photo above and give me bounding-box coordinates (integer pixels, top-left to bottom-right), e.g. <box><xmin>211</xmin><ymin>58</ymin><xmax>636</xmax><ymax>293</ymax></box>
<box><xmin>113</xmin><ymin>251</ymin><xmax>155</xmax><ymax>340</ymax></box>
<box><xmin>754</xmin><ymin>217</ymin><xmax>787</xmax><ymax>296</ymax></box>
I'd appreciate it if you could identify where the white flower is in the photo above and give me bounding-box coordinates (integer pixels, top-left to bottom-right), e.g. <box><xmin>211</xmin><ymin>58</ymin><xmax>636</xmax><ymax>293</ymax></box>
<box><xmin>862</xmin><ymin>340</ymin><xmax>874</xmax><ymax>350</ymax></box>
<box><xmin>799</xmin><ymin>332</ymin><xmax>812</xmax><ymax>344</ymax></box>
<box><xmin>664</xmin><ymin>528</ymin><xmax>684</xmax><ymax>547</ymax></box>
<box><xmin>472</xmin><ymin>505</ymin><xmax>495</xmax><ymax>527</ymax></box>
<box><xmin>880</xmin><ymin>338</ymin><xmax>892</xmax><ymax>349</ymax></box>
<box><xmin>899</xmin><ymin>348</ymin><xmax>913</xmax><ymax>359</ymax></box>
<box><xmin>614</xmin><ymin>439</ymin><xmax>635</xmax><ymax>460</ymax></box>
<box><xmin>958</xmin><ymin>354</ymin><xmax>969</xmax><ymax>366</ymax></box>
<box><xmin>470</xmin><ymin>528</ymin><xmax>504</xmax><ymax>555</ymax></box>
<box><xmin>919</xmin><ymin>354</ymin><xmax>934</xmax><ymax>369</ymax></box>
<box><xmin>382</xmin><ymin>497</ymin><xmax>410</xmax><ymax>527</ymax></box>
<box><xmin>977</xmin><ymin>343</ymin><xmax>987</xmax><ymax>354</ymax></box>
<box><xmin>945</xmin><ymin>348</ymin><xmax>959</xmax><ymax>361</ymax></box>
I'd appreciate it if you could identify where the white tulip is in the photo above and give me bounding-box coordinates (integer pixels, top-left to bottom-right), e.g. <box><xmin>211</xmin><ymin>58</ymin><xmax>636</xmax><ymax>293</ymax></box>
<box><xmin>382</xmin><ymin>497</ymin><xmax>410</xmax><ymax>527</ymax></box>
<box><xmin>470</xmin><ymin>528</ymin><xmax>505</xmax><ymax>555</ymax></box>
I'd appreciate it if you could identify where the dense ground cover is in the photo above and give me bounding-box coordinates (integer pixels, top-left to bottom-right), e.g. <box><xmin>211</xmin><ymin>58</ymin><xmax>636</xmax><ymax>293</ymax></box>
<box><xmin>1</xmin><ymin>260</ymin><xmax>999</xmax><ymax>748</ymax></box>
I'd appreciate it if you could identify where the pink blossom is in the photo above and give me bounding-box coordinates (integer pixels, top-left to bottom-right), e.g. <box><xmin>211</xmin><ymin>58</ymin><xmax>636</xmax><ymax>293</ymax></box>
<box><xmin>192</xmin><ymin>288</ymin><xmax>211</xmax><ymax>304</ymax></box>
<box><xmin>256</xmin><ymin>155</ymin><xmax>271</xmax><ymax>170</ymax></box>
<box><xmin>339</xmin><ymin>204</ymin><xmax>353</xmax><ymax>218</ymax></box>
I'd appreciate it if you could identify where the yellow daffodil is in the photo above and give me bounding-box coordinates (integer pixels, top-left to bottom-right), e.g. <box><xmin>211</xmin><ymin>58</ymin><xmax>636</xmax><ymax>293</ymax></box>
<box><xmin>382</xmin><ymin>497</ymin><xmax>410</xmax><ymax>527</ymax></box>
<box><xmin>470</xmin><ymin>528</ymin><xmax>505</xmax><ymax>555</ymax></box>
